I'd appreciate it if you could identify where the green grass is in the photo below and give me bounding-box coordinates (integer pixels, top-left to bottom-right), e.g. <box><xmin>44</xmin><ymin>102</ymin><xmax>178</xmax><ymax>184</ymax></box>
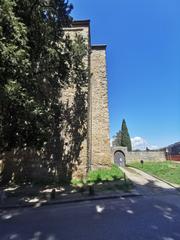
<box><xmin>71</xmin><ymin>165</ymin><xmax>132</xmax><ymax>192</ymax></box>
<box><xmin>87</xmin><ymin>165</ymin><xmax>124</xmax><ymax>184</ymax></box>
<box><xmin>130</xmin><ymin>161</ymin><xmax>180</xmax><ymax>185</ymax></box>
<box><xmin>71</xmin><ymin>165</ymin><xmax>124</xmax><ymax>186</ymax></box>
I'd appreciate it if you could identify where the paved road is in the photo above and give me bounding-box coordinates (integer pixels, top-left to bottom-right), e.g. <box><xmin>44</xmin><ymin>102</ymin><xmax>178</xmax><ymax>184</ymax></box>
<box><xmin>1</xmin><ymin>168</ymin><xmax>180</xmax><ymax>240</ymax></box>
<box><xmin>1</xmin><ymin>194</ymin><xmax>180</xmax><ymax>240</ymax></box>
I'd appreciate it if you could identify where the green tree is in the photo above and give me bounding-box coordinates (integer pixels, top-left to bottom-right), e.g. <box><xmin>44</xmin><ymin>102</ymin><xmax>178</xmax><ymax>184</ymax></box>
<box><xmin>113</xmin><ymin>119</ymin><xmax>132</xmax><ymax>151</ymax></box>
<box><xmin>0</xmin><ymin>0</ymin><xmax>73</xmax><ymax>152</ymax></box>
<box><xmin>112</xmin><ymin>130</ymin><xmax>121</xmax><ymax>147</ymax></box>
<box><xmin>121</xmin><ymin>119</ymin><xmax>132</xmax><ymax>151</ymax></box>
<box><xmin>0</xmin><ymin>0</ymin><xmax>88</xmax><ymax>184</ymax></box>
<box><xmin>0</xmin><ymin>0</ymin><xmax>31</xmax><ymax>151</ymax></box>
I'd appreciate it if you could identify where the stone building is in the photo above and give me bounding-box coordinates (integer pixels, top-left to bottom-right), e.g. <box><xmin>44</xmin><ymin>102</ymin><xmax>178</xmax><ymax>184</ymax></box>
<box><xmin>63</xmin><ymin>20</ymin><xmax>112</xmax><ymax>178</ymax></box>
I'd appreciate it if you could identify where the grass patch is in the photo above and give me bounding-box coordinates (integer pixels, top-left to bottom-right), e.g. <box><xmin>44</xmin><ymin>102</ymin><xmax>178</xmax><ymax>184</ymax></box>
<box><xmin>87</xmin><ymin>165</ymin><xmax>124</xmax><ymax>184</ymax></box>
<box><xmin>130</xmin><ymin>161</ymin><xmax>180</xmax><ymax>185</ymax></box>
<box><xmin>71</xmin><ymin>165</ymin><xmax>132</xmax><ymax>193</ymax></box>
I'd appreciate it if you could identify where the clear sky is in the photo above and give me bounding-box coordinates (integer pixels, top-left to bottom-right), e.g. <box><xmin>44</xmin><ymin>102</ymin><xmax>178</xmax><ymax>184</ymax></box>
<box><xmin>70</xmin><ymin>0</ymin><xmax>180</xmax><ymax>149</ymax></box>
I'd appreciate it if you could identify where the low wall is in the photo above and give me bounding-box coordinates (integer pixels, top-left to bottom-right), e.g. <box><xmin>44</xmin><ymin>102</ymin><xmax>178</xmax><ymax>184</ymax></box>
<box><xmin>167</xmin><ymin>155</ymin><xmax>180</xmax><ymax>161</ymax></box>
<box><xmin>111</xmin><ymin>146</ymin><xmax>166</xmax><ymax>164</ymax></box>
<box><xmin>126</xmin><ymin>151</ymin><xmax>166</xmax><ymax>163</ymax></box>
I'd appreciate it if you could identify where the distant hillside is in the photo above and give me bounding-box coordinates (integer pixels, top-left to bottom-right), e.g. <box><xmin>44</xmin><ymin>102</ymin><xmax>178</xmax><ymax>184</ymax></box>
<box><xmin>167</xmin><ymin>142</ymin><xmax>180</xmax><ymax>155</ymax></box>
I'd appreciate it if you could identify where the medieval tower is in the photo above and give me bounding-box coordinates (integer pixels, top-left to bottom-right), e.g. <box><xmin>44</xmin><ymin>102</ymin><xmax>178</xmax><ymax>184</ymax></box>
<box><xmin>64</xmin><ymin>20</ymin><xmax>112</xmax><ymax>177</ymax></box>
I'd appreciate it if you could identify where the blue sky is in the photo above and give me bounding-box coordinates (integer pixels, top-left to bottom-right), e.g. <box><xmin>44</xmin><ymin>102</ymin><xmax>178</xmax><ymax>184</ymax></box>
<box><xmin>70</xmin><ymin>0</ymin><xmax>180</xmax><ymax>149</ymax></box>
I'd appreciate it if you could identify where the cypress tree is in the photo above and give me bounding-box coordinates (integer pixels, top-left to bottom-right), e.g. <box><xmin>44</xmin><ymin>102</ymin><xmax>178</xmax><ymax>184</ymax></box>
<box><xmin>121</xmin><ymin>119</ymin><xmax>132</xmax><ymax>151</ymax></box>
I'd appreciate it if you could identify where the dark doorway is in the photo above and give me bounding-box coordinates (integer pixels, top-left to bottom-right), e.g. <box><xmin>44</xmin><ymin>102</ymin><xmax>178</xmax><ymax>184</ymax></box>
<box><xmin>114</xmin><ymin>151</ymin><xmax>125</xmax><ymax>167</ymax></box>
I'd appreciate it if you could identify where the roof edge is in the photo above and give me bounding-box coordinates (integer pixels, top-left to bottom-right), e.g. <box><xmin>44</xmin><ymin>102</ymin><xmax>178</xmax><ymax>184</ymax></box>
<box><xmin>72</xmin><ymin>20</ymin><xmax>90</xmax><ymax>27</ymax></box>
<box><xmin>91</xmin><ymin>45</ymin><xmax>107</xmax><ymax>50</ymax></box>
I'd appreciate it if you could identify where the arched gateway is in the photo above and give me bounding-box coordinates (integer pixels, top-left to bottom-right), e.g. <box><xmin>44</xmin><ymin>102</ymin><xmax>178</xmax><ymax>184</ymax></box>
<box><xmin>112</xmin><ymin>147</ymin><xmax>127</xmax><ymax>167</ymax></box>
<box><xmin>114</xmin><ymin>151</ymin><xmax>125</xmax><ymax>167</ymax></box>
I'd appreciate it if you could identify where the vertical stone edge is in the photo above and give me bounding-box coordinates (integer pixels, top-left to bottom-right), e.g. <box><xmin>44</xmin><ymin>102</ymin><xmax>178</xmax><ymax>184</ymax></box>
<box><xmin>90</xmin><ymin>45</ymin><xmax>112</xmax><ymax>169</ymax></box>
<box><xmin>63</xmin><ymin>20</ymin><xmax>91</xmax><ymax>178</ymax></box>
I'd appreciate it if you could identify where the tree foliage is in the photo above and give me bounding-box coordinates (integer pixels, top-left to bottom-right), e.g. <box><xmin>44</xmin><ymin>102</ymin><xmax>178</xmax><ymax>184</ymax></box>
<box><xmin>121</xmin><ymin>119</ymin><xmax>132</xmax><ymax>151</ymax></box>
<box><xmin>112</xmin><ymin>130</ymin><xmax>121</xmax><ymax>147</ymax></box>
<box><xmin>0</xmin><ymin>0</ymin><xmax>89</xmax><ymax>185</ymax></box>
<box><xmin>0</xmin><ymin>0</ymin><xmax>30</xmax><ymax>150</ymax></box>
<box><xmin>113</xmin><ymin>119</ymin><xmax>132</xmax><ymax>151</ymax></box>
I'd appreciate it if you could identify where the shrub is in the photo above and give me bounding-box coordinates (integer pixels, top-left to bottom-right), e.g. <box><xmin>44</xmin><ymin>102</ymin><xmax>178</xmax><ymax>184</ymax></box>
<box><xmin>71</xmin><ymin>178</ymin><xmax>84</xmax><ymax>186</ymax></box>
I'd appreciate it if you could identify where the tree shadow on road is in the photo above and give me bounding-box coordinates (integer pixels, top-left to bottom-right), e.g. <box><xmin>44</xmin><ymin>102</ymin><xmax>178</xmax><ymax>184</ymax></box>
<box><xmin>1</xmin><ymin>178</ymin><xmax>180</xmax><ymax>240</ymax></box>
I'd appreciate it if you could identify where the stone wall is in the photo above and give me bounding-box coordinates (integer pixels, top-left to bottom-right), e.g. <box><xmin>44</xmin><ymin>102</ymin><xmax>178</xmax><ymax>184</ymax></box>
<box><xmin>64</xmin><ymin>22</ymin><xmax>112</xmax><ymax>172</ymax></box>
<box><xmin>111</xmin><ymin>146</ymin><xmax>166</xmax><ymax>164</ymax></box>
<box><xmin>112</xmin><ymin>146</ymin><xmax>166</xmax><ymax>164</ymax></box>
<box><xmin>126</xmin><ymin>151</ymin><xmax>166</xmax><ymax>163</ymax></box>
<box><xmin>90</xmin><ymin>45</ymin><xmax>112</xmax><ymax>169</ymax></box>
<box><xmin>62</xmin><ymin>21</ymin><xmax>90</xmax><ymax>178</ymax></box>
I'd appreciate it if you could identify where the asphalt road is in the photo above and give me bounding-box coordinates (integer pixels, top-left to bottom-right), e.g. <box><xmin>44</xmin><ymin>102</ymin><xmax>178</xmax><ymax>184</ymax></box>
<box><xmin>1</xmin><ymin>194</ymin><xmax>180</xmax><ymax>240</ymax></box>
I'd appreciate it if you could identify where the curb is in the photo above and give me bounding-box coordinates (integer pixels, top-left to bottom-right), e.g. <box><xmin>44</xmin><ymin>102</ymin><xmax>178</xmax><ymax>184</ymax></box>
<box><xmin>0</xmin><ymin>192</ymin><xmax>142</xmax><ymax>210</ymax></box>
<box><xmin>129</xmin><ymin>166</ymin><xmax>180</xmax><ymax>193</ymax></box>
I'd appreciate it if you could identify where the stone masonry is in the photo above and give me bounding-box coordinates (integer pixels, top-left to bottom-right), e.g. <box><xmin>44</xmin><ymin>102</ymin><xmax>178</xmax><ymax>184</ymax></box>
<box><xmin>62</xmin><ymin>21</ymin><xmax>90</xmax><ymax>177</ymax></box>
<box><xmin>126</xmin><ymin>151</ymin><xmax>166</xmax><ymax>163</ymax></box>
<box><xmin>112</xmin><ymin>146</ymin><xmax>166</xmax><ymax>165</ymax></box>
<box><xmin>91</xmin><ymin>46</ymin><xmax>112</xmax><ymax>169</ymax></box>
<box><xmin>64</xmin><ymin>20</ymin><xmax>112</xmax><ymax>177</ymax></box>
